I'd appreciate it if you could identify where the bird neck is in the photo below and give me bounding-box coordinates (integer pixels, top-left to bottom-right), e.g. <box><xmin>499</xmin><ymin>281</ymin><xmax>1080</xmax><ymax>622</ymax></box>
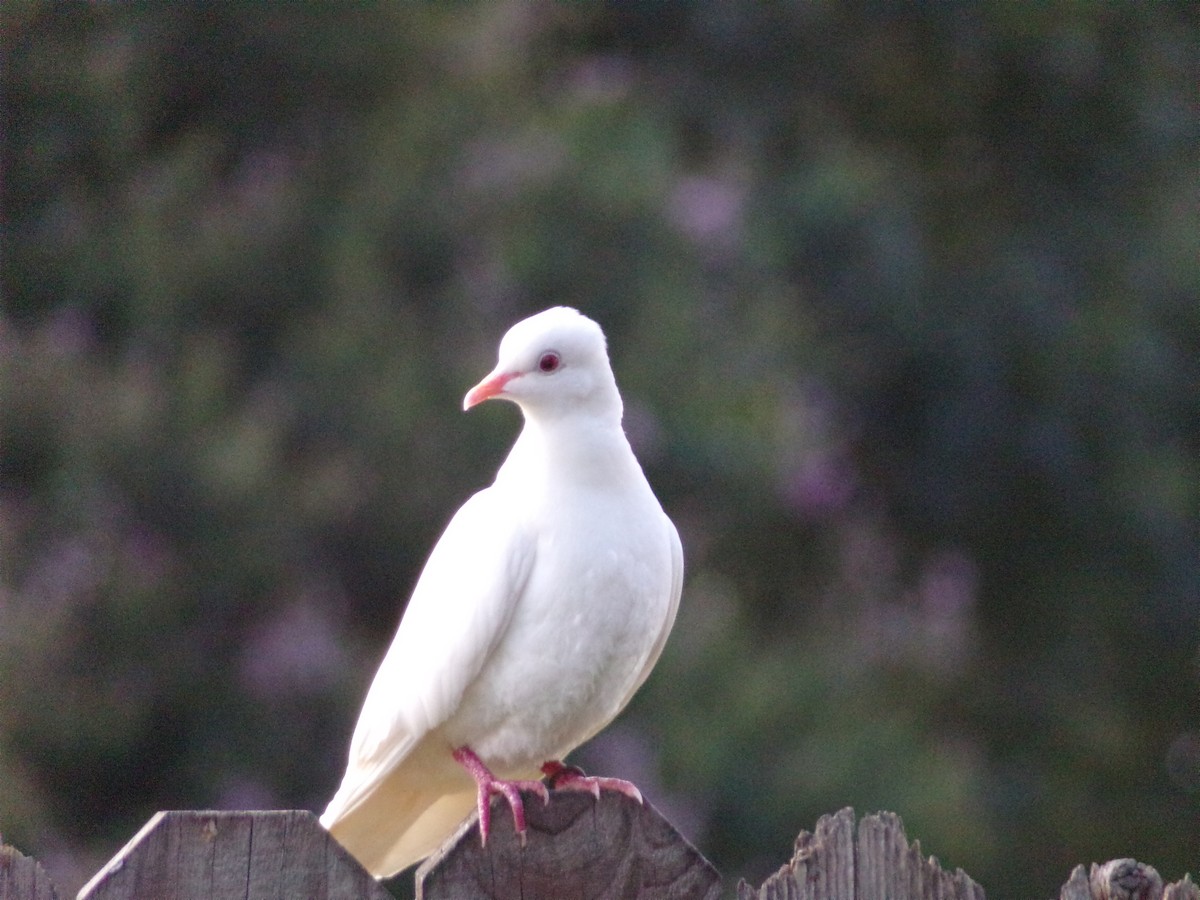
<box><xmin>500</xmin><ymin>411</ymin><xmax>642</xmax><ymax>492</ymax></box>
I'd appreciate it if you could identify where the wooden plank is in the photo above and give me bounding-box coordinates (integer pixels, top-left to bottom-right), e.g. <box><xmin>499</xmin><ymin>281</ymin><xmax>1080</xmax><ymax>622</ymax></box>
<box><xmin>416</xmin><ymin>789</ymin><xmax>721</xmax><ymax>899</ymax></box>
<box><xmin>1059</xmin><ymin>864</ymin><xmax>1093</xmax><ymax>900</ymax></box>
<box><xmin>1164</xmin><ymin>875</ymin><xmax>1200</xmax><ymax>900</ymax></box>
<box><xmin>737</xmin><ymin>806</ymin><xmax>855</xmax><ymax>900</ymax></box>
<box><xmin>0</xmin><ymin>841</ymin><xmax>61</xmax><ymax>900</ymax></box>
<box><xmin>738</xmin><ymin>808</ymin><xmax>986</xmax><ymax>900</ymax></box>
<box><xmin>75</xmin><ymin>810</ymin><xmax>391</xmax><ymax>900</ymax></box>
<box><xmin>1090</xmin><ymin>859</ymin><xmax>1162</xmax><ymax>900</ymax></box>
<box><xmin>1058</xmin><ymin>859</ymin><xmax>1198</xmax><ymax>900</ymax></box>
<box><xmin>858</xmin><ymin>810</ymin><xmax>983</xmax><ymax>900</ymax></box>
<box><xmin>738</xmin><ymin>807</ymin><xmax>854</xmax><ymax>900</ymax></box>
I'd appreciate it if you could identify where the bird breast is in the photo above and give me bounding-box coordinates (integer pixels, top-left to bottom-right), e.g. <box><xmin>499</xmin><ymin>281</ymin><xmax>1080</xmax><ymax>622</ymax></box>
<box><xmin>442</xmin><ymin>484</ymin><xmax>675</xmax><ymax>773</ymax></box>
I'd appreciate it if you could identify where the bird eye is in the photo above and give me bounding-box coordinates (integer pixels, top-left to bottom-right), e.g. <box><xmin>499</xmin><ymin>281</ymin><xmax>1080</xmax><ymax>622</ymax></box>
<box><xmin>538</xmin><ymin>351</ymin><xmax>561</xmax><ymax>373</ymax></box>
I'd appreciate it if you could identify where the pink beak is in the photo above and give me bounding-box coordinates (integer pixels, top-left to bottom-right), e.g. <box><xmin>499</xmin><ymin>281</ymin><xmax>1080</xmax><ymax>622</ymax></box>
<box><xmin>463</xmin><ymin>371</ymin><xmax>515</xmax><ymax>410</ymax></box>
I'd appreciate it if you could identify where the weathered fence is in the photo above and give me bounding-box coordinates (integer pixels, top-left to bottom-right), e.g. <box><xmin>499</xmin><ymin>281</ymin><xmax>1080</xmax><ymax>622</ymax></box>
<box><xmin>1</xmin><ymin>795</ymin><xmax>1195</xmax><ymax>900</ymax></box>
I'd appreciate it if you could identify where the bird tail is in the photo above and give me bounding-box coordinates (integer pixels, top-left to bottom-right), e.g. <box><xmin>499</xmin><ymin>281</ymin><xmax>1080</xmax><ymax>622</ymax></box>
<box><xmin>323</xmin><ymin>780</ymin><xmax>477</xmax><ymax>878</ymax></box>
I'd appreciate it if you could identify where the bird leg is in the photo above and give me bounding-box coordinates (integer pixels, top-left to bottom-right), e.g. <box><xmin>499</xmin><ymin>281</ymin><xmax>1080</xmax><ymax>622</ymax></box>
<box><xmin>452</xmin><ymin>746</ymin><xmax>549</xmax><ymax>848</ymax></box>
<box><xmin>540</xmin><ymin>759</ymin><xmax>644</xmax><ymax>804</ymax></box>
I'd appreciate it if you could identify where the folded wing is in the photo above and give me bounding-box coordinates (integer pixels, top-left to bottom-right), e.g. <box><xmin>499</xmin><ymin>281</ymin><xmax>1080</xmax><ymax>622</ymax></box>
<box><xmin>321</xmin><ymin>487</ymin><xmax>536</xmax><ymax>872</ymax></box>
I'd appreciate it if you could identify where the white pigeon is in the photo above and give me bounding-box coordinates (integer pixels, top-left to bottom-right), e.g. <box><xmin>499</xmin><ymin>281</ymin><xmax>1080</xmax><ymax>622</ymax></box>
<box><xmin>320</xmin><ymin>306</ymin><xmax>683</xmax><ymax>879</ymax></box>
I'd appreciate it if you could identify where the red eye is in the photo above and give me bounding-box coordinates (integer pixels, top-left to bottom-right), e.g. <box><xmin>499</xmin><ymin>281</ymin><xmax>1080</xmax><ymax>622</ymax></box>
<box><xmin>538</xmin><ymin>351</ymin><xmax>561</xmax><ymax>373</ymax></box>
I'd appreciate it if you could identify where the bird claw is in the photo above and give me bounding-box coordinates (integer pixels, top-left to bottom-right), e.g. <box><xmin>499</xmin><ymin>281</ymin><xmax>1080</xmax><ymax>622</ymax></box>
<box><xmin>540</xmin><ymin>760</ymin><xmax>644</xmax><ymax>804</ymax></box>
<box><xmin>455</xmin><ymin>747</ymin><xmax>647</xmax><ymax>852</ymax></box>
<box><xmin>454</xmin><ymin>746</ymin><xmax>550</xmax><ymax>848</ymax></box>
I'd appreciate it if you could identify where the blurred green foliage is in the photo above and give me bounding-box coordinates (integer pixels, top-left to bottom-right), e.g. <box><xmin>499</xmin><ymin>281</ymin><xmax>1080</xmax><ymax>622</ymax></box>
<box><xmin>2</xmin><ymin>3</ymin><xmax>1197</xmax><ymax>897</ymax></box>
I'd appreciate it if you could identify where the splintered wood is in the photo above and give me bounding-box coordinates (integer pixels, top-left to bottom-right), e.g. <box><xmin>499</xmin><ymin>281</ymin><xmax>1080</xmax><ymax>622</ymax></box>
<box><xmin>737</xmin><ymin>807</ymin><xmax>984</xmax><ymax>900</ymax></box>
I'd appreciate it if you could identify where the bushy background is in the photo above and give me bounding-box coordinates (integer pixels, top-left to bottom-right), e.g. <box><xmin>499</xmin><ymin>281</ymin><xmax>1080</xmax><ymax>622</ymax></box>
<box><xmin>3</xmin><ymin>3</ymin><xmax>1197</xmax><ymax>897</ymax></box>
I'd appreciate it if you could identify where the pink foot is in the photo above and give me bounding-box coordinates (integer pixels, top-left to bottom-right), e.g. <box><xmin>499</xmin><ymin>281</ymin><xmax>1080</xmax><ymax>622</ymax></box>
<box><xmin>540</xmin><ymin>760</ymin><xmax>644</xmax><ymax>804</ymax></box>
<box><xmin>453</xmin><ymin>746</ymin><xmax>549</xmax><ymax>848</ymax></box>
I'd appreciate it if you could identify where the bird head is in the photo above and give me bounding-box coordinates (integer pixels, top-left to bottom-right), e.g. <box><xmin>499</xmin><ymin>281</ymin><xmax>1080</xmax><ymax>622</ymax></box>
<box><xmin>463</xmin><ymin>307</ymin><xmax>621</xmax><ymax>421</ymax></box>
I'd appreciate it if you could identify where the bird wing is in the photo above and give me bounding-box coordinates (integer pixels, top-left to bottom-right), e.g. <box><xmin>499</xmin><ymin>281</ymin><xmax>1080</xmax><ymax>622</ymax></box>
<box><xmin>322</xmin><ymin>485</ymin><xmax>536</xmax><ymax>827</ymax></box>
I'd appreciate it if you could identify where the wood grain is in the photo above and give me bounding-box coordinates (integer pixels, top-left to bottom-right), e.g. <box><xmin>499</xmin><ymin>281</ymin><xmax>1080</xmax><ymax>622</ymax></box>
<box><xmin>1</xmin><ymin>842</ymin><xmax>60</xmax><ymax>900</ymax></box>
<box><xmin>737</xmin><ymin>807</ymin><xmax>985</xmax><ymax>900</ymax></box>
<box><xmin>74</xmin><ymin>810</ymin><xmax>391</xmax><ymax>900</ymax></box>
<box><xmin>1060</xmin><ymin>858</ymin><xmax>1199</xmax><ymax>900</ymax></box>
<box><xmin>416</xmin><ymin>789</ymin><xmax>721</xmax><ymax>899</ymax></box>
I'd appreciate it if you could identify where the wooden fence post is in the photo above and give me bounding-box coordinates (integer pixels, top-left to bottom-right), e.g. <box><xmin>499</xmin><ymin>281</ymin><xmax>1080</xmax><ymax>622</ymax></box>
<box><xmin>415</xmin><ymin>789</ymin><xmax>721</xmax><ymax>899</ymax></box>
<box><xmin>736</xmin><ymin>807</ymin><xmax>985</xmax><ymax>900</ymax></box>
<box><xmin>1</xmin><ymin>840</ymin><xmax>59</xmax><ymax>900</ymax></box>
<box><xmin>1059</xmin><ymin>859</ymin><xmax>1199</xmax><ymax>900</ymax></box>
<box><xmin>73</xmin><ymin>810</ymin><xmax>391</xmax><ymax>900</ymax></box>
